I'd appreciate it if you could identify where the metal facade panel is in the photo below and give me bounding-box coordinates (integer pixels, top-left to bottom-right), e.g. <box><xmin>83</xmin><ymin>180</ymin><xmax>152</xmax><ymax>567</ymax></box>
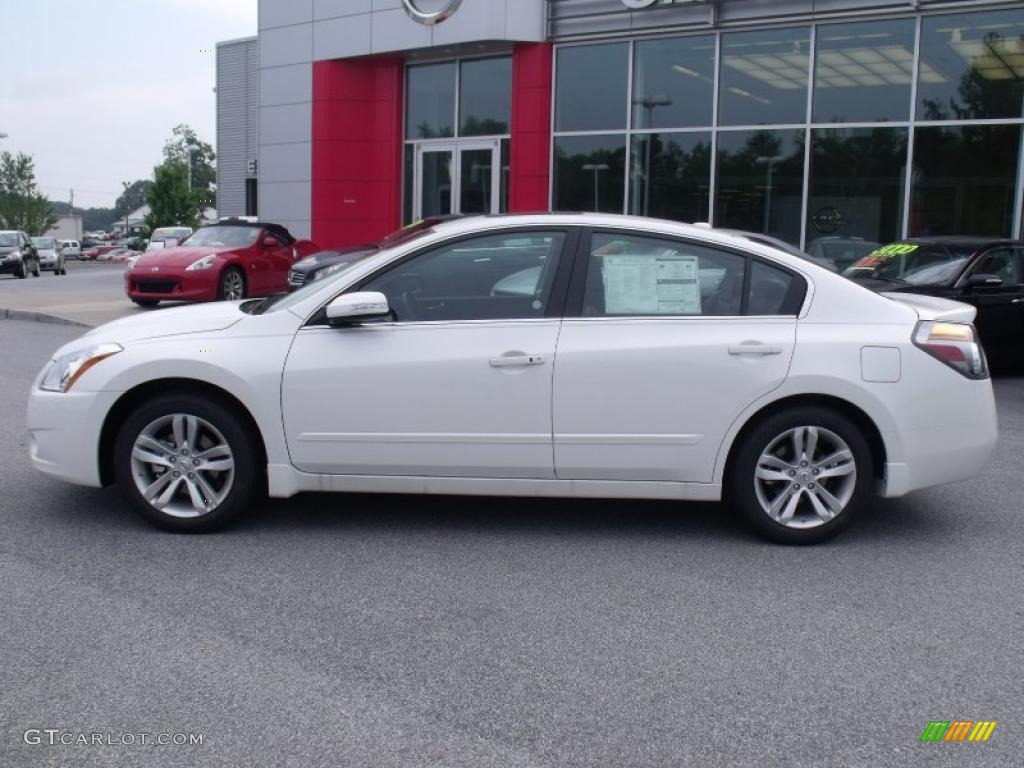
<box><xmin>259</xmin><ymin>0</ymin><xmax>313</xmax><ymax>29</ymax></box>
<box><xmin>260</xmin><ymin>62</ymin><xmax>313</xmax><ymax>107</ymax></box>
<box><xmin>216</xmin><ymin>38</ymin><xmax>259</xmax><ymax>218</ymax></box>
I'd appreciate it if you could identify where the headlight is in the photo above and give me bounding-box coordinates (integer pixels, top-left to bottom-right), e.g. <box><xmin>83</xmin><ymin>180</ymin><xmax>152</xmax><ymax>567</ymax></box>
<box><xmin>312</xmin><ymin>263</ymin><xmax>348</xmax><ymax>282</ymax></box>
<box><xmin>40</xmin><ymin>343</ymin><xmax>123</xmax><ymax>393</ymax></box>
<box><xmin>3</xmin><ymin>251</ymin><xmax>19</xmax><ymax>261</ymax></box>
<box><xmin>185</xmin><ymin>254</ymin><xmax>216</xmax><ymax>271</ymax></box>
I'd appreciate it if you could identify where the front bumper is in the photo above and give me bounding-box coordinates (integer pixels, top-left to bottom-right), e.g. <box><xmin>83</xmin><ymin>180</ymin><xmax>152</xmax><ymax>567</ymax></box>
<box><xmin>27</xmin><ymin>386</ymin><xmax>122</xmax><ymax>488</ymax></box>
<box><xmin>124</xmin><ymin>267</ymin><xmax>218</xmax><ymax>302</ymax></box>
<box><xmin>0</xmin><ymin>258</ymin><xmax>22</xmax><ymax>274</ymax></box>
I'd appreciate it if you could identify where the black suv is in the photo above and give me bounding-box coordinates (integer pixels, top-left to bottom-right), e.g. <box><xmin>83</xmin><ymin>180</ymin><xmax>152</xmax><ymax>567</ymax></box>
<box><xmin>0</xmin><ymin>230</ymin><xmax>41</xmax><ymax>279</ymax></box>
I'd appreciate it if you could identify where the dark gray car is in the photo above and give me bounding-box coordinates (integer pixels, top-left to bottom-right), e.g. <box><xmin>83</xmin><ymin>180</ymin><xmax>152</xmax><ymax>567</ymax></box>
<box><xmin>0</xmin><ymin>230</ymin><xmax>41</xmax><ymax>279</ymax></box>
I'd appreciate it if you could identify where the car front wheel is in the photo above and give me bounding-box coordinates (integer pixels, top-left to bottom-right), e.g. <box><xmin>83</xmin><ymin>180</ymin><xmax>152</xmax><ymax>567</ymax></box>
<box><xmin>218</xmin><ymin>266</ymin><xmax>246</xmax><ymax>301</ymax></box>
<box><xmin>730</xmin><ymin>407</ymin><xmax>872</xmax><ymax>544</ymax></box>
<box><xmin>31</xmin><ymin>258</ymin><xmax>40</xmax><ymax>277</ymax></box>
<box><xmin>113</xmin><ymin>394</ymin><xmax>259</xmax><ymax>532</ymax></box>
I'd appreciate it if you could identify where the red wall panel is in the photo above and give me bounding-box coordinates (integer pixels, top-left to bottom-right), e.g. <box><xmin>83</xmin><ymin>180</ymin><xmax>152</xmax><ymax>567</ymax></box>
<box><xmin>509</xmin><ymin>43</ymin><xmax>553</xmax><ymax>213</ymax></box>
<box><xmin>312</xmin><ymin>56</ymin><xmax>404</xmax><ymax>248</ymax></box>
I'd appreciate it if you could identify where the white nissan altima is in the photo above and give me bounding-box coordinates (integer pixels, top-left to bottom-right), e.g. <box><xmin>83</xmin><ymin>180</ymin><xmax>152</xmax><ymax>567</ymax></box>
<box><xmin>27</xmin><ymin>214</ymin><xmax>998</xmax><ymax>543</ymax></box>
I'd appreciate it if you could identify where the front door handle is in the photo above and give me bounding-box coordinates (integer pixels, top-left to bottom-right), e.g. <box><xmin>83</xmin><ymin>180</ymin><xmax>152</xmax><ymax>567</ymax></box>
<box><xmin>728</xmin><ymin>343</ymin><xmax>783</xmax><ymax>356</ymax></box>
<box><xmin>1012</xmin><ymin>297</ymin><xmax>1023</xmax><ymax>304</ymax></box>
<box><xmin>489</xmin><ymin>353</ymin><xmax>546</xmax><ymax>368</ymax></box>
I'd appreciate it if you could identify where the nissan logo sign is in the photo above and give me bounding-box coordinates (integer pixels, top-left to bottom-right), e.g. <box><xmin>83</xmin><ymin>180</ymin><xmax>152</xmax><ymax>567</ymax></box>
<box><xmin>621</xmin><ymin>0</ymin><xmax>707</xmax><ymax>8</ymax></box>
<box><xmin>401</xmin><ymin>0</ymin><xmax>463</xmax><ymax>25</ymax></box>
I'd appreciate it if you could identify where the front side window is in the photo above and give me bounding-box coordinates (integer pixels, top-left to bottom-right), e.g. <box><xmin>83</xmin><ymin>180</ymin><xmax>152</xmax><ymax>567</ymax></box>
<box><xmin>581</xmin><ymin>233</ymin><xmax>748</xmax><ymax>317</ymax></box>
<box><xmin>972</xmin><ymin>248</ymin><xmax>1022</xmax><ymax>286</ymax></box>
<box><xmin>362</xmin><ymin>232</ymin><xmax>567</xmax><ymax>322</ymax></box>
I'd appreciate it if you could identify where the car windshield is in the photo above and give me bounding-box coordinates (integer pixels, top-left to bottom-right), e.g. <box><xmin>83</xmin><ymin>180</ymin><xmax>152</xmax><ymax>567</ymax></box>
<box><xmin>843</xmin><ymin>243</ymin><xmax>964</xmax><ymax>285</ymax></box>
<box><xmin>182</xmin><ymin>226</ymin><xmax>260</xmax><ymax>248</ymax></box>
<box><xmin>0</xmin><ymin>233</ymin><xmax>18</xmax><ymax>247</ymax></box>
<box><xmin>32</xmin><ymin>237</ymin><xmax>56</xmax><ymax>249</ymax></box>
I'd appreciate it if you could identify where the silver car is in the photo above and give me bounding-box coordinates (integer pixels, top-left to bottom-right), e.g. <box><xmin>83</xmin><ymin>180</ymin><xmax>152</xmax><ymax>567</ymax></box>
<box><xmin>31</xmin><ymin>237</ymin><xmax>67</xmax><ymax>276</ymax></box>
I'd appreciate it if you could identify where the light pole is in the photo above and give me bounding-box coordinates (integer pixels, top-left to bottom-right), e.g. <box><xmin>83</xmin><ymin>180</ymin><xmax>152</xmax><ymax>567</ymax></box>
<box><xmin>582</xmin><ymin>163</ymin><xmax>610</xmax><ymax>212</ymax></box>
<box><xmin>632</xmin><ymin>95</ymin><xmax>672</xmax><ymax>216</ymax></box>
<box><xmin>755</xmin><ymin>155</ymin><xmax>784</xmax><ymax>233</ymax></box>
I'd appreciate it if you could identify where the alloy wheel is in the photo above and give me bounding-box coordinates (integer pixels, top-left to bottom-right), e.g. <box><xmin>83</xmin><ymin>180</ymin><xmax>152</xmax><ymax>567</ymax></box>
<box><xmin>753</xmin><ymin>426</ymin><xmax>857</xmax><ymax>529</ymax></box>
<box><xmin>221</xmin><ymin>269</ymin><xmax>244</xmax><ymax>300</ymax></box>
<box><xmin>130</xmin><ymin>413</ymin><xmax>235</xmax><ymax>518</ymax></box>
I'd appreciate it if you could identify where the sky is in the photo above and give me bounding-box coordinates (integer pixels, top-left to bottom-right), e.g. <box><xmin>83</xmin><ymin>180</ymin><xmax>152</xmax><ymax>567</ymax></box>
<box><xmin>0</xmin><ymin>0</ymin><xmax>257</xmax><ymax>209</ymax></box>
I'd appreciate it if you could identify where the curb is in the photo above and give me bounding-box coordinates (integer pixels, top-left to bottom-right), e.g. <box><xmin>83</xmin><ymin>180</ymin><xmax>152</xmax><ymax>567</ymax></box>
<box><xmin>1</xmin><ymin>307</ymin><xmax>93</xmax><ymax>328</ymax></box>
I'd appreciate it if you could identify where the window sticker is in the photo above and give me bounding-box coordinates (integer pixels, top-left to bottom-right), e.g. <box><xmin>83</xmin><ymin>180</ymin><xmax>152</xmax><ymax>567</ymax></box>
<box><xmin>602</xmin><ymin>250</ymin><xmax>701</xmax><ymax>315</ymax></box>
<box><xmin>858</xmin><ymin>242</ymin><xmax>918</xmax><ymax>268</ymax></box>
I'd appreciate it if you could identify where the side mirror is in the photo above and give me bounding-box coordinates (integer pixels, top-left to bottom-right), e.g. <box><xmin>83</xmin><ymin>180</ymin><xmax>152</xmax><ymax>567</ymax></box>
<box><xmin>263</xmin><ymin>236</ymin><xmax>280</xmax><ymax>248</ymax></box>
<box><xmin>968</xmin><ymin>273</ymin><xmax>1003</xmax><ymax>288</ymax></box>
<box><xmin>325</xmin><ymin>292</ymin><xmax>391</xmax><ymax>325</ymax></box>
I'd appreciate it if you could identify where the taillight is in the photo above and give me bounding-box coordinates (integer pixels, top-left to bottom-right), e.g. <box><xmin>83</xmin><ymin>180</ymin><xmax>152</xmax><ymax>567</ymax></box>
<box><xmin>913</xmin><ymin>321</ymin><xmax>989</xmax><ymax>379</ymax></box>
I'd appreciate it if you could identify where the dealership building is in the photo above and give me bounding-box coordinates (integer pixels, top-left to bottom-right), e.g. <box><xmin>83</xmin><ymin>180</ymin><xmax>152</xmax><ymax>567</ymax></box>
<box><xmin>216</xmin><ymin>0</ymin><xmax>1024</xmax><ymax>252</ymax></box>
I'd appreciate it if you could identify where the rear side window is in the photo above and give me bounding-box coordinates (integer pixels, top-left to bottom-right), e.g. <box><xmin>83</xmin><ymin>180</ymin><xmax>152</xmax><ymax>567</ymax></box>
<box><xmin>580</xmin><ymin>232</ymin><xmax>805</xmax><ymax>317</ymax></box>
<box><xmin>582</xmin><ymin>234</ymin><xmax>747</xmax><ymax>317</ymax></box>
<box><xmin>748</xmin><ymin>260</ymin><xmax>797</xmax><ymax>315</ymax></box>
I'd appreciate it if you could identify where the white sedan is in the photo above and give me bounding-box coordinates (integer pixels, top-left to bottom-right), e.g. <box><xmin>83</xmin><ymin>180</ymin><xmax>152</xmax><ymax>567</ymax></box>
<box><xmin>27</xmin><ymin>214</ymin><xmax>997</xmax><ymax>543</ymax></box>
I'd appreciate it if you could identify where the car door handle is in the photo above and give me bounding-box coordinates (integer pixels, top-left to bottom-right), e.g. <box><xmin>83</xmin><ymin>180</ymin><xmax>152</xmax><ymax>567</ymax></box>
<box><xmin>728</xmin><ymin>343</ymin><xmax>783</xmax><ymax>356</ymax></box>
<box><xmin>1012</xmin><ymin>297</ymin><xmax>1023</xmax><ymax>304</ymax></box>
<box><xmin>489</xmin><ymin>353</ymin><xmax>546</xmax><ymax>368</ymax></box>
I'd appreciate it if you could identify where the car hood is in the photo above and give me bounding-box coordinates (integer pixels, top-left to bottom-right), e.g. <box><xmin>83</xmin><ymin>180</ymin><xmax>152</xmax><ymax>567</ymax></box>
<box><xmin>77</xmin><ymin>301</ymin><xmax>245</xmax><ymax>345</ymax></box>
<box><xmin>130</xmin><ymin>245</ymin><xmax>236</xmax><ymax>270</ymax></box>
<box><xmin>0</xmin><ymin>246</ymin><xmax>18</xmax><ymax>256</ymax></box>
<box><xmin>880</xmin><ymin>291</ymin><xmax>976</xmax><ymax>324</ymax></box>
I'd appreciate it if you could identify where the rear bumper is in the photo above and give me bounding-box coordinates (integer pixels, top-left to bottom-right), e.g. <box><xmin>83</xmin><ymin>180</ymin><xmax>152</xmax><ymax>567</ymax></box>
<box><xmin>879</xmin><ymin>376</ymin><xmax>998</xmax><ymax>498</ymax></box>
<box><xmin>124</xmin><ymin>268</ymin><xmax>218</xmax><ymax>302</ymax></box>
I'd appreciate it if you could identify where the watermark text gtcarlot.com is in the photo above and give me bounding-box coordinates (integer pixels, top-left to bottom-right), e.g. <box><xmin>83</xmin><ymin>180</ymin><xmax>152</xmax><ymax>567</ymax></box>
<box><xmin>24</xmin><ymin>729</ymin><xmax>204</xmax><ymax>747</ymax></box>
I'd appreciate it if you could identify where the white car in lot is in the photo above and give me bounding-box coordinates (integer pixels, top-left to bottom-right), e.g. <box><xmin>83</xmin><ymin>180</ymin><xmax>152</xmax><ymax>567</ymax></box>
<box><xmin>26</xmin><ymin>214</ymin><xmax>997</xmax><ymax>543</ymax></box>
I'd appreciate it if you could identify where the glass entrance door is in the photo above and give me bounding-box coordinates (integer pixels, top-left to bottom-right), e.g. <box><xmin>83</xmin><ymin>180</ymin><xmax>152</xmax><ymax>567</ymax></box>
<box><xmin>414</xmin><ymin>140</ymin><xmax>502</xmax><ymax>220</ymax></box>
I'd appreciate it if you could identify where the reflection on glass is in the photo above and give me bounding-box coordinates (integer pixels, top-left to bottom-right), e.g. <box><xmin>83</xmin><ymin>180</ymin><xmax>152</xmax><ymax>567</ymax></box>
<box><xmin>420</xmin><ymin>151</ymin><xmax>453</xmax><ymax>218</ymax></box>
<box><xmin>407</xmin><ymin>63</ymin><xmax>456</xmax><ymax>139</ymax></box>
<box><xmin>715</xmin><ymin>129</ymin><xmax>805</xmax><ymax>245</ymax></box>
<box><xmin>629</xmin><ymin>132</ymin><xmax>711</xmax><ymax>222</ymax></box>
<box><xmin>460</xmin><ymin>57</ymin><xmax>512</xmax><ymax>136</ymax></box>
<box><xmin>807</xmin><ymin>128</ymin><xmax>907</xmax><ymax>262</ymax></box>
<box><xmin>910</xmin><ymin>125</ymin><xmax>1021</xmax><ymax>237</ymax></box>
<box><xmin>555</xmin><ymin>43</ymin><xmax>629</xmax><ymax>132</ymax></box>
<box><xmin>813</xmin><ymin>19</ymin><xmax>916</xmax><ymax>123</ymax></box>
<box><xmin>460</xmin><ymin>149</ymin><xmax>493</xmax><ymax>214</ymax></box>
<box><xmin>554</xmin><ymin>135</ymin><xmax>626</xmax><ymax>213</ymax></box>
<box><xmin>917</xmin><ymin>9</ymin><xmax>1024</xmax><ymax>121</ymax></box>
<box><xmin>632</xmin><ymin>36</ymin><xmax>715</xmax><ymax>129</ymax></box>
<box><xmin>719</xmin><ymin>27</ymin><xmax>811</xmax><ymax>126</ymax></box>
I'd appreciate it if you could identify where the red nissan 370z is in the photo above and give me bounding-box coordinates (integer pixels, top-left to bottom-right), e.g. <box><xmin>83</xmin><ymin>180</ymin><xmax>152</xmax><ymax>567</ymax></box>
<box><xmin>124</xmin><ymin>220</ymin><xmax>319</xmax><ymax>307</ymax></box>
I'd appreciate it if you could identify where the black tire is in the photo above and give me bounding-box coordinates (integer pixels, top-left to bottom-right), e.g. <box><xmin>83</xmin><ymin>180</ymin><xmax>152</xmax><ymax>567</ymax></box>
<box><xmin>729</xmin><ymin>406</ymin><xmax>873</xmax><ymax>545</ymax></box>
<box><xmin>15</xmin><ymin>260</ymin><xmax>26</xmax><ymax>278</ymax></box>
<box><xmin>218</xmin><ymin>266</ymin><xmax>247</xmax><ymax>301</ymax></box>
<box><xmin>112</xmin><ymin>393</ymin><xmax>260</xmax><ymax>533</ymax></box>
<box><xmin>31</xmin><ymin>258</ymin><xmax>40</xmax><ymax>277</ymax></box>
<box><xmin>131</xmin><ymin>298</ymin><xmax>160</xmax><ymax>308</ymax></box>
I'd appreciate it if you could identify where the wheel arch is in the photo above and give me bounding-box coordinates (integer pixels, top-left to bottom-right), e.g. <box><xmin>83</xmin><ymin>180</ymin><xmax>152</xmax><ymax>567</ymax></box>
<box><xmin>720</xmin><ymin>393</ymin><xmax>888</xmax><ymax>489</ymax></box>
<box><xmin>98</xmin><ymin>377</ymin><xmax>268</xmax><ymax>486</ymax></box>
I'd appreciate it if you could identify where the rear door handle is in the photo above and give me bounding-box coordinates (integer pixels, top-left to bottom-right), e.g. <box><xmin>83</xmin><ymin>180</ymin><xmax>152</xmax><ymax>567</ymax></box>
<box><xmin>490</xmin><ymin>353</ymin><xmax>546</xmax><ymax>368</ymax></box>
<box><xmin>728</xmin><ymin>343</ymin><xmax>783</xmax><ymax>356</ymax></box>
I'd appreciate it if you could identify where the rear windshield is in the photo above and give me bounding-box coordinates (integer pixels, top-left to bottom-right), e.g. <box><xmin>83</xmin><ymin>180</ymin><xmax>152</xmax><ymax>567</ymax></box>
<box><xmin>32</xmin><ymin>237</ymin><xmax>57</xmax><ymax>249</ymax></box>
<box><xmin>843</xmin><ymin>242</ymin><xmax>966</xmax><ymax>285</ymax></box>
<box><xmin>0</xmin><ymin>233</ymin><xmax>18</xmax><ymax>247</ymax></box>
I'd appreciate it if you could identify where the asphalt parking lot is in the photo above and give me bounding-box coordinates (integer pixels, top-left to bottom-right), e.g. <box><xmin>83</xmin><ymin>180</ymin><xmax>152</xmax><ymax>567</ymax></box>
<box><xmin>1</xmin><ymin>318</ymin><xmax>1022</xmax><ymax>768</ymax></box>
<box><xmin>0</xmin><ymin>260</ymin><xmax>145</xmax><ymax>326</ymax></box>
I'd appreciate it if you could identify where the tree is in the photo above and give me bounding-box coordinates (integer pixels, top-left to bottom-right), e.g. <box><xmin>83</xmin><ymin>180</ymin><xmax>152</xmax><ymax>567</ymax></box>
<box><xmin>0</xmin><ymin>151</ymin><xmax>58</xmax><ymax>235</ymax></box>
<box><xmin>163</xmin><ymin>124</ymin><xmax>216</xmax><ymax>195</ymax></box>
<box><xmin>116</xmin><ymin>179</ymin><xmax>153</xmax><ymax>216</ymax></box>
<box><xmin>144</xmin><ymin>162</ymin><xmax>201</xmax><ymax>232</ymax></box>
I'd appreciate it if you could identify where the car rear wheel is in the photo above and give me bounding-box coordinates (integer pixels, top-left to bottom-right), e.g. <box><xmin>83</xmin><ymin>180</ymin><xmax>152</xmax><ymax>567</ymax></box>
<box><xmin>729</xmin><ymin>406</ymin><xmax>872</xmax><ymax>544</ymax></box>
<box><xmin>131</xmin><ymin>299</ymin><xmax>159</xmax><ymax>308</ymax></box>
<box><xmin>31</xmin><ymin>259</ymin><xmax>40</xmax><ymax>277</ymax></box>
<box><xmin>15</xmin><ymin>261</ymin><xmax>26</xmax><ymax>278</ymax></box>
<box><xmin>219</xmin><ymin>267</ymin><xmax>246</xmax><ymax>301</ymax></box>
<box><xmin>113</xmin><ymin>394</ymin><xmax>259</xmax><ymax>532</ymax></box>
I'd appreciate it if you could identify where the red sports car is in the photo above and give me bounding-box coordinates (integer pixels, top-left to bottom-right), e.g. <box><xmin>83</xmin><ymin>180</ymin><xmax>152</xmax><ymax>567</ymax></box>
<box><xmin>124</xmin><ymin>221</ymin><xmax>319</xmax><ymax>307</ymax></box>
